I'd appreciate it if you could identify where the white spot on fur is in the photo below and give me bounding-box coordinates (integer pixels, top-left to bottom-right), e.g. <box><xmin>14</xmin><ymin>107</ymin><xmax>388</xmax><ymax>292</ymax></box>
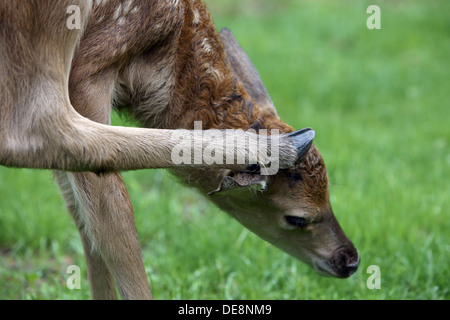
<box><xmin>193</xmin><ymin>9</ymin><xmax>201</xmax><ymax>25</ymax></box>
<box><xmin>113</xmin><ymin>3</ymin><xmax>123</xmax><ymax>20</ymax></box>
<box><xmin>201</xmin><ymin>38</ymin><xmax>212</xmax><ymax>54</ymax></box>
<box><xmin>123</xmin><ymin>0</ymin><xmax>133</xmax><ymax>14</ymax></box>
<box><xmin>154</xmin><ymin>22</ymin><xmax>163</xmax><ymax>31</ymax></box>
<box><xmin>118</xmin><ymin>17</ymin><xmax>126</xmax><ymax>26</ymax></box>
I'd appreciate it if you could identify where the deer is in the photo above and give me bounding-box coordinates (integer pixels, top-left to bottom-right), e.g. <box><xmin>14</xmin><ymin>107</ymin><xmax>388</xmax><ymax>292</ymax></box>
<box><xmin>0</xmin><ymin>0</ymin><xmax>360</xmax><ymax>300</ymax></box>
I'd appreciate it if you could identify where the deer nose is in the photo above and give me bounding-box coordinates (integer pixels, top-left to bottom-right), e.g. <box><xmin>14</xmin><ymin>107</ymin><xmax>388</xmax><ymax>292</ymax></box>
<box><xmin>333</xmin><ymin>247</ymin><xmax>361</xmax><ymax>278</ymax></box>
<box><xmin>344</xmin><ymin>254</ymin><xmax>360</xmax><ymax>276</ymax></box>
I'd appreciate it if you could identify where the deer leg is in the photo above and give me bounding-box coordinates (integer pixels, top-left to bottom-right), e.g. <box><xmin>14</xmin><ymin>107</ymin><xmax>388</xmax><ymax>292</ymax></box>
<box><xmin>55</xmin><ymin>171</ymin><xmax>152</xmax><ymax>300</ymax></box>
<box><xmin>64</xmin><ymin>171</ymin><xmax>152</xmax><ymax>300</ymax></box>
<box><xmin>54</xmin><ymin>171</ymin><xmax>118</xmax><ymax>300</ymax></box>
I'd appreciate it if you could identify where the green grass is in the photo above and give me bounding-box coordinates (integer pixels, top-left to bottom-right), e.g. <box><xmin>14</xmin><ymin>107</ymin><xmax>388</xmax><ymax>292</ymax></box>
<box><xmin>0</xmin><ymin>0</ymin><xmax>449</xmax><ymax>299</ymax></box>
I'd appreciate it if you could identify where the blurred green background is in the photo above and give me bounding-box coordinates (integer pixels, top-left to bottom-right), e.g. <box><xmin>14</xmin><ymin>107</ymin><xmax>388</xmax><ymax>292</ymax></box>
<box><xmin>0</xmin><ymin>0</ymin><xmax>448</xmax><ymax>299</ymax></box>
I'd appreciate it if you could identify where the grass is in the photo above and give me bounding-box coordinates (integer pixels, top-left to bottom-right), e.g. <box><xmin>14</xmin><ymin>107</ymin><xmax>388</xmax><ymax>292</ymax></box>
<box><xmin>0</xmin><ymin>0</ymin><xmax>449</xmax><ymax>300</ymax></box>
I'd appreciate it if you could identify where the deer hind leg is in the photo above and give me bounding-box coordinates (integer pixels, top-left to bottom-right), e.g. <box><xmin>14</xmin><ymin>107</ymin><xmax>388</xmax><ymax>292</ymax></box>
<box><xmin>55</xmin><ymin>171</ymin><xmax>152</xmax><ymax>300</ymax></box>
<box><xmin>54</xmin><ymin>171</ymin><xmax>117</xmax><ymax>300</ymax></box>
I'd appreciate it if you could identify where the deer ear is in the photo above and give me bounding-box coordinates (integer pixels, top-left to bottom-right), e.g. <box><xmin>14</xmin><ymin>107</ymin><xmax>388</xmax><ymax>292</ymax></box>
<box><xmin>219</xmin><ymin>28</ymin><xmax>278</xmax><ymax>117</ymax></box>
<box><xmin>208</xmin><ymin>172</ymin><xmax>267</xmax><ymax>197</ymax></box>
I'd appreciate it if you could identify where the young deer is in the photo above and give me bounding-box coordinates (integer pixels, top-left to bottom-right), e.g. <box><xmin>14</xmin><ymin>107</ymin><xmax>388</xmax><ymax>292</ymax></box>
<box><xmin>0</xmin><ymin>0</ymin><xmax>359</xmax><ymax>299</ymax></box>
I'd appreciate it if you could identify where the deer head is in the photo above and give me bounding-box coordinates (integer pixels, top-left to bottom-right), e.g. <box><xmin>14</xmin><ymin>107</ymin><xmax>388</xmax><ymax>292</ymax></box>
<box><xmin>208</xmin><ymin>29</ymin><xmax>360</xmax><ymax>278</ymax></box>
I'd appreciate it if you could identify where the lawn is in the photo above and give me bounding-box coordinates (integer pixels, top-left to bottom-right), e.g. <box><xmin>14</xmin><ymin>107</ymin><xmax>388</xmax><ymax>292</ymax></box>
<box><xmin>0</xmin><ymin>0</ymin><xmax>448</xmax><ymax>300</ymax></box>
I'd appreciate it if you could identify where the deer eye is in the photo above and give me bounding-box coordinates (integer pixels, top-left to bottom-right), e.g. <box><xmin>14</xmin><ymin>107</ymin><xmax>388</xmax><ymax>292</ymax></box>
<box><xmin>285</xmin><ymin>216</ymin><xmax>308</xmax><ymax>228</ymax></box>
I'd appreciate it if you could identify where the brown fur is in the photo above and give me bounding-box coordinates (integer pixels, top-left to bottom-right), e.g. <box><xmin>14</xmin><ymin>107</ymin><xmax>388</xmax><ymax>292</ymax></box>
<box><xmin>0</xmin><ymin>0</ymin><xmax>359</xmax><ymax>300</ymax></box>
